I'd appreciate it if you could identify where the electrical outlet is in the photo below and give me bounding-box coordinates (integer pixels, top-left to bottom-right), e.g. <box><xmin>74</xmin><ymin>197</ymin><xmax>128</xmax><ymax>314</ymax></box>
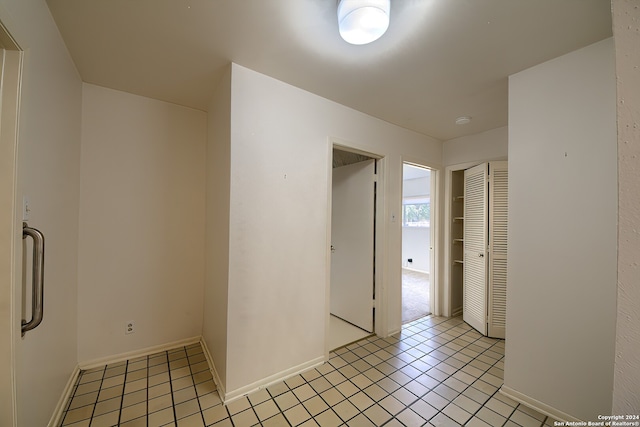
<box><xmin>125</xmin><ymin>321</ymin><xmax>135</xmax><ymax>335</ymax></box>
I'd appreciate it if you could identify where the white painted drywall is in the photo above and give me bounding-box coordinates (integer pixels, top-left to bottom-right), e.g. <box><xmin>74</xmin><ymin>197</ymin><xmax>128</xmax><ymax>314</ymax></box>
<box><xmin>612</xmin><ymin>0</ymin><xmax>640</xmax><ymax>414</ymax></box>
<box><xmin>402</xmin><ymin>176</ymin><xmax>431</xmax><ymax>272</ymax></box>
<box><xmin>443</xmin><ymin>126</ymin><xmax>508</xmax><ymax>167</ymax></box>
<box><xmin>78</xmin><ymin>84</ymin><xmax>206</xmax><ymax>362</ymax></box>
<box><xmin>505</xmin><ymin>39</ymin><xmax>617</xmax><ymax>420</ymax></box>
<box><xmin>219</xmin><ymin>63</ymin><xmax>441</xmax><ymax>395</ymax></box>
<box><xmin>203</xmin><ymin>66</ymin><xmax>231</xmax><ymax>389</ymax></box>
<box><xmin>402</xmin><ymin>228</ymin><xmax>430</xmax><ymax>272</ymax></box>
<box><xmin>0</xmin><ymin>1</ymin><xmax>83</xmax><ymax>425</ymax></box>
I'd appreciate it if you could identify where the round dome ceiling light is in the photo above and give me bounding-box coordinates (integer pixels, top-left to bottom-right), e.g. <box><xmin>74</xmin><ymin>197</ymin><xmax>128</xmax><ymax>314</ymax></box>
<box><xmin>337</xmin><ymin>0</ymin><xmax>390</xmax><ymax>45</ymax></box>
<box><xmin>455</xmin><ymin>116</ymin><xmax>472</xmax><ymax>125</ymax></box>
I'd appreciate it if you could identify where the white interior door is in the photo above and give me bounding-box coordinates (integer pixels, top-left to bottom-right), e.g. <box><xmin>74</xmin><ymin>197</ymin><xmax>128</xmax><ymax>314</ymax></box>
<box><xmin>488</xmin><ymin>161</ymin><xmax>508</xmax><ymax>339</ymax></box>
<box><xmin>463</xmin><ymin>163</ymin><xmax>488</xmax><ymax>335</ymax></box>
<box><xmin>331</xmin><ymin>159</ymin><xmax>375</xmax><ymax>332</ymax></box>
<box><xmin>0</xmin><ymin>44</ymin><xmax>22</xmax><ymax>427</ymax></box>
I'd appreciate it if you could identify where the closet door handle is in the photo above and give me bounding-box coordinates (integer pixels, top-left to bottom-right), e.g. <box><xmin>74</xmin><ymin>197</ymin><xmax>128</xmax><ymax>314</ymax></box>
<box><xmin>22</xmin><ymin>222</ymin><xmax>45</xmax><ymax>336</ymax></box>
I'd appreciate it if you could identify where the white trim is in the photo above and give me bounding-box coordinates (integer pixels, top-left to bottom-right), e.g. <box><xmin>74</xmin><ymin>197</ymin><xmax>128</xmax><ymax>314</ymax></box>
<box><xmin>324</xmin><ymin>138</ymin><xmax>333</xmax><ymax>359</ymax></box>
<box><xmin>499</xmin><ymin>385</ymin><xmax>581</xmax><ymax>423</ymax></box>
<box><xmin>443</xmin><ymin>157</ymin><xmax>507</xmax><ymax>318</ymax></box>
<box><xmin>401</xmin><ymin>266</ymin><xmax>430</xmax><ymax>277</ymax></box>
<box><xmin>401</xmin><ymin>158</ymin><xmax>440</xmax><ymax>318</ymax></box>
<box><xmin>374</xmin><ymin>156</ymin><xmax>387</xmax><ymax>337</ymax></box>
<box><xmin>223</xmin><ymin>356</ymin><xmax>325</xmax><ymax>404</ymax></box>
<box><xmin>330</xmin><ymin>137</ymin><xmax>384</xmax><ymax>160</ymax></box>
<box><xmin>47</xmin><ymin>364</ymin><xmax>80</xmax><ymax>427</ymax></box>
<box><xmin>78</xmin><ymin>336</ymin><xmax>201</xmax><ymax>370</ymax></box>
<box><xmin>387</xmin><ymin>327</ymin><xmax>402</xmax><ymax>336</ymax></box>
<box><xmin>327</xmin><ymin>137</ymin><xmax>388</xmax><ymax>341</ymax></box>
<box><xmin>200</xmin><ymin>338</ymin><xmax>225</xmax><ymax>402</ymax></box>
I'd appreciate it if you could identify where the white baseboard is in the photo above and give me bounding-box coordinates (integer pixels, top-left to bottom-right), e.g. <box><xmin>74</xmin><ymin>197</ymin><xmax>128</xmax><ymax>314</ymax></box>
<box><xmin>223</xmin><ymin>356</ymin><xmax>325</xmax><ymax>405</ymax></box>
<box><xmin>52</xmin><ymin>337</ymin><xmax>203</xmax><ymax>425</ymax></box>
<box><xmin>451</xmin><ymin>306</ymin><xmax>463</xmax><ymax>317</ymax></box>
<box><xmin>79</xmin><ymin>336</ymin><xmax>201</xmax><ymax>370</ymax></box>
<box><xmin>500</xmin><ymin>385</ymin><xmax>580</xmax><ymax>422</ymax></box>
<box><xmin>199</xmin><ymin>339</ymin><xmax>326</xmax><ymax>405</ymax></box>
<box><xmin>199</xmin><ymin>338</ymin><xmax>226</xmax><ymax>401</ymax></box>
<box><xmin>73</xmin><ymin>336</ymin><xmax>326</xmax><ymax>412</ymax></box>
<box><xmin>387</xmin><ymin>327</ymin><xmax>402</xmax><ymax>337</ymax></box>
<box><xmin>401</xmin><ymin>267</ymin><xmax>430</xmax><ymax>277</ymax></box>
<box><xmin>48</xmin><ymin>364</ymin><xmax>80</xmax><ymax>427</ymax></box>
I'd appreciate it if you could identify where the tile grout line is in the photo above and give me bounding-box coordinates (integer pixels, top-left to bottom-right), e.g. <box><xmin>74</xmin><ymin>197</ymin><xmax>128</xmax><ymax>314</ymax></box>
<box><xmin>166</xmin><ymin>351</ymin><xmax>179</xmax><ymax>425</ymax></box>
<box><xmin>145</xmin><ymin>354</ymin><xmax>149</xmax><ymax>427</ymax></box>
<box><xmin>186</xmin><ymin>344</ymin><xmax>209</xmax><ymax>427</ymax></box>
<box><xmin>326</xmin><ymin>317</ymin><xmax>505</xmax><ymax>426</ymax></box>
<box><xmin>266</xmin><ymin>383</ymin><xmax>296</xmax><ymax>427</ymax></box>
<box><xmin>58</xmin><ymin>316</ymin><xmax>553</xmax><ymax>427</ymax></box>
<box><xmin>86</xmin><ymin>366</ymin><xmax>106</xmax><ymax>426</ymax></box>
<box><xmin>341</xmin><ymin>325</ymin><xmax>472</xmax><ymax>396</ymax></box>
<box><xmin>116</xmin><ymin>360</ymin><xmax>130</xmax><ymax>426</ymax></box>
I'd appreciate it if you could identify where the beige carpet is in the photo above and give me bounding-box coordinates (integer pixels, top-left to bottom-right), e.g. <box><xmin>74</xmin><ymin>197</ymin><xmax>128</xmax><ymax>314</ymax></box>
<box><xmin>402</xmin><ymin>268</ymin><xmax>430</xmax><ymax>323</ymax></box>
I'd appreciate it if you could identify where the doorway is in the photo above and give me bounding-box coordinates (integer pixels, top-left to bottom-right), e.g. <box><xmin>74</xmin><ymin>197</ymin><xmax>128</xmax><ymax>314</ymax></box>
<box><xmin>328</xmin><ymin>147</ymin><xmax>377</xmax><ymax>350</ymax></box>
<box><xmin>401</xmin><ymin>163</ymin><xmax>433</xmax><ymax>324</ymax></box>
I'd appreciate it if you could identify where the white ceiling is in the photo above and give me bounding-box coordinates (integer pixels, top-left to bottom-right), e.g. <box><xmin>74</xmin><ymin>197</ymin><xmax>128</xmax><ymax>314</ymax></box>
<box><xmin>46</xmin><ymin>0</ymin><xmax>612</xmax><ymax>141</ymax></box>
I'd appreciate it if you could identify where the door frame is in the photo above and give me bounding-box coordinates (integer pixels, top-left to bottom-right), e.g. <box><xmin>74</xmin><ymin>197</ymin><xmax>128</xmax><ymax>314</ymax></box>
<box><xmin>400</xmin><ymin>157</ymin><xmax>442</xmax><ymax>318</ymax></box>
<box><xmin>400</xmin><ymin>161</ymin><xmax>438</xmax><ymax>319</ymax></box>
<box><xmin>0</xmin><ymin>21</ymin><xmax>22</xmax><ymax>427</ymax></box>
<box><xmin>443</xmin><ymin>158</ymin><xmax>506</xmax><ymax>317</ymax></box>
<box><xmin>325</xmin><ymin>137</ymin><xmax>386</xmax><ymax>357</ymax></box>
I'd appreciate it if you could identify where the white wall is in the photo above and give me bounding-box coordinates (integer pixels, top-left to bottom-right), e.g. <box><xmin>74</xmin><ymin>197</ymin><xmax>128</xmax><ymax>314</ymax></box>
<box><xmin>78</xmin><ymin>84</ymin><xmax>206</xmax><ymax>363</ymax></box>
<box><xmin>0</xmin><ymin>1</ymin><xmax>83</xmax><ymax>425</ymax></box>
<box><xmin>203</xmin><ymin>66</ymin><xmax>231</xmax><ymax>390</ymax></box>
<box><xmin>402</xmin><ymin>175</ymin><xmax>431</xmax><ymax>272</ymax></box>
<box><xmin>612</xmin><ymin>0</ymin><xmax>640</xmax><ymax>414</ymax></box>
<box><xmin>215</xmin><ymin>63</ymin><xmax>441</xmax><ymax>396</ymax></box>
<box><xmin>443</xmin><ymin>126</ymin><xmax>508</xmax><ymax>167</ymax></box>
<box><xmin>504</xmin><ymin>39</ymin><xmax>617</xmax><ymax>420</ymax></box>
<box><xmin>401</xmin><ymin>227</ymin><xmax>430</xmax><ymax>272</ymax></box>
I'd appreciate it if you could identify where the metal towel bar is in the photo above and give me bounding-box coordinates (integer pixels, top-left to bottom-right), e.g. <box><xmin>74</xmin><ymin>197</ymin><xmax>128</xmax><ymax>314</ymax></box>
<box><xmin>22</xmin><ymin>222</ymin><xmax>45</xmax><ymax>336</ymax></box>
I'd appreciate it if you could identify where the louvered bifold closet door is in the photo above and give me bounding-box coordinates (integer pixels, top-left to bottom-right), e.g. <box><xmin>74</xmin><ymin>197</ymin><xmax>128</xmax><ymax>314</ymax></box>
<box><xmin>463</xmin><ymin>164</ymin><xmax>488</xmax><ymax>335</ymax></box>
<box><xmin>488</xmin><ymin>162</ymin><xmax>508</xmax><ymax>339</ymax></box>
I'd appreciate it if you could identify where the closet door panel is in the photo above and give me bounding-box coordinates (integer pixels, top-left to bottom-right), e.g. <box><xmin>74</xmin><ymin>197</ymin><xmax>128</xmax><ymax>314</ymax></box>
<box><xmin>463</xmin><ymin>164</ymin><xmax>488</xmax><ymax>335</ymax></box>
<box><xmin>488</xmin><ymin>162</ymin><xmax>508</xmax><ymax>338</ymax></box>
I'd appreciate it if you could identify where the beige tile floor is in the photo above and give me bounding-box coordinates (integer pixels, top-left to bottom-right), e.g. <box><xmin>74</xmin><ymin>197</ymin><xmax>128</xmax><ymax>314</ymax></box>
<box><xmin>59</xmin><ymin>316</ymin><xmax>559</xmax><ymax>426</ymax></box>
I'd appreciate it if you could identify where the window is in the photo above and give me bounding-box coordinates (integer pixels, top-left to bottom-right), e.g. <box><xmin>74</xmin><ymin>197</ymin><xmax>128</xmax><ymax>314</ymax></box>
<box><xmin>402</xmin><ymin>197</ymin><xmax>430</xmax><ymax>227</ymax></box>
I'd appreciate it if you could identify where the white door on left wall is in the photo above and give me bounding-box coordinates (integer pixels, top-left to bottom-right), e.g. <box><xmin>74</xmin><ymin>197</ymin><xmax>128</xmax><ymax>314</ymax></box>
<box><xmin>0</xmin><ymin>11</ymin><xmax>84</xmax><ymax>426</ymax></box>
<box><xmin>0</xmin><ymin>44</ymin><xmax>21</xmax><ymax>427</ymax></box>
<box><xmin>330</xmin><ymin>159</ymin><xmax>375</xmax><ymax>332</ymax></box>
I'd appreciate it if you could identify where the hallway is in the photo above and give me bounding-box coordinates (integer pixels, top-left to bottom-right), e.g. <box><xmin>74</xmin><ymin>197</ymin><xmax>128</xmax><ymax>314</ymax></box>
<box><xmin>59</xmin><ymin>316</ymin><xmax>555</xmax><ymax>427</ymax></box>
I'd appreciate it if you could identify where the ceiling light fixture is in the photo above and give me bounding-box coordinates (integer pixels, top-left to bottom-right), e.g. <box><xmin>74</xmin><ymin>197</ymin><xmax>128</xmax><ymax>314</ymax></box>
<box><xmin>337</xmin><ymin>0</ymin><xmax>390</xmax><ymax>45</ymax></box>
